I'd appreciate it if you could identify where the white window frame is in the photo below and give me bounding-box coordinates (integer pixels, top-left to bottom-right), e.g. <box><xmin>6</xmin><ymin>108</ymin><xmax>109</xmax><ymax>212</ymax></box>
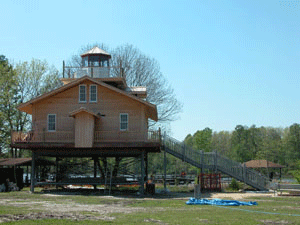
<box><xmin>79</xmin><ymin>84</ymin><xmax>87</xmax><ymax>103</ymax></box>
<box><xmin>120</xmin><ymin>113</ymin><xmax>128</xmax><ymax>131</ymax></box>
<box><xmin>89</xmin><ymin>84</ymin><xmax>97</xmax><ymax>103</ymax></box>
<box><xmin>48</xmin><ymin>114</ymin><xmax>56</xmax><ymax>132</ymax></box>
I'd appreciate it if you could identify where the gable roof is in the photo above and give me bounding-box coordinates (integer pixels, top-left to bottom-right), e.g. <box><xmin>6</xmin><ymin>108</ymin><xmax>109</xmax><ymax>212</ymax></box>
<box><xmin>18</xmin><ymin>76</ymin><xmax>158</xmax><ymax>121</ymax></box>
<box><xmin>244</xmin><ymin>160</ymin><xmax>285</xmax><ymax>168</ymax></box>
<box><xmin>69</xmin><ymin>107</ymin><xmax>100</xmax><ymax>118</ymax></box>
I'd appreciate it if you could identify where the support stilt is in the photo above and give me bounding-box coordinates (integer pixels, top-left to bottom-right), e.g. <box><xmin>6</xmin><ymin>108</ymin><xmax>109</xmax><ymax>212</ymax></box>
<box><xmin>55</xmin><ymin>157</ymin><xmax>59</xmax><ymax>189</ymax></box>
<box><xmin>30</xmin><ymin>152</ymin><xmax>36</xmax><ymax>193</ymax></box>
<box><xmin>145</xmin><ymin>153</ymin><xmax>148</xmax><ymax>182</ymax></box>
<box><xmin>140</xmin><ymin>152</ymin><xmax>145</xmax><ymax>196</ymax></box>
<box><xmin>93</xmin><ymin>157</ymin><xmax>97</xmax><ymax>190</ymax></box>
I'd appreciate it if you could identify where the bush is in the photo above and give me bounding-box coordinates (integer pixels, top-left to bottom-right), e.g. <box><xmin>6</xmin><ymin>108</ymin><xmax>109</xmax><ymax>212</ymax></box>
<box><xmin>290</xmin><ymin>160</ymin><xmax>300</xmax><ymax>184</ymax></box>
<box><xmin>290</xmin><ymin>170</ymin><xmax>300</xmax><ymax>183</ymax></box>
<box><xmin>229</xmin><ymin>178</ymin><xmax>240</xmax><ymax>191</ymax></box>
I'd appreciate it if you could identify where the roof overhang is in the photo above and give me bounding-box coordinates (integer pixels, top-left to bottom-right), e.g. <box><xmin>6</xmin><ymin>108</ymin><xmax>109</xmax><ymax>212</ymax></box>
<box><xmin>243</xmin><ymin>160</ymin><xmax>285</xmax><ymax>168</ymax></box>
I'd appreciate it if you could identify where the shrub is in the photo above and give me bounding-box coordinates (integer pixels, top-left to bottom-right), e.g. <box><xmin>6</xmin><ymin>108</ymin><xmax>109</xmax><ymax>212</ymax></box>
<box><xmin>229</xmin><ymin>178</ymin><xmax>240</xmax><ymax>191</ymax></box>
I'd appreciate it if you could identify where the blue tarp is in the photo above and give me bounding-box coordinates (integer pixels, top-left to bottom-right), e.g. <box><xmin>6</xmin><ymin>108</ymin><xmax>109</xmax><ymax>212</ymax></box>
<box><xmin>186</xmin><ymin>198</ymin><xmax>257</xmax><ymax>206</ymax></box>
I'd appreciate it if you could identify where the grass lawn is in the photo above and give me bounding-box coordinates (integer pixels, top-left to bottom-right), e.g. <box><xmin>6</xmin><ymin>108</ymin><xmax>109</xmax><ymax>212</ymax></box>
<box><xmin>0</xmin><ymin>187</ymin><xmax>300</xmax><ymax>224</ymax></box>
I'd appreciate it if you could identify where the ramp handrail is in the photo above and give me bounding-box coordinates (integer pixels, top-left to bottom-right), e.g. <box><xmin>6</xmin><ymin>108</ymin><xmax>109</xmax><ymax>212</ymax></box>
<box><xmin>161</xmin><ymin>133</ymin><xmax>269</xmax><ymax>190</ymax></box>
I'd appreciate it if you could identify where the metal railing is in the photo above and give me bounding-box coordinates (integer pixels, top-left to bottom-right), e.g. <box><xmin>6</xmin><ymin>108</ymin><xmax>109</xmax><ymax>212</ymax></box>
<box><xmin>63</xmin><ymin>65</ymin><xmax>125</xmax><ymax>79</ymax></box>
<box><xmin>161</xmin><ymin>133</ymin><xmax>269</xmax><ymax>190</ymax></box>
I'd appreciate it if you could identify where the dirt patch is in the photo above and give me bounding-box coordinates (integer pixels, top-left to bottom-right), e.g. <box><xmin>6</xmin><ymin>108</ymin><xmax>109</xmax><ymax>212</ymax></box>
<box><xmin>206</xmin><ymin>192</ymin><xmax>274</xmax><ymax>200</ymax></box>
<box><xmin>0</xmin><ymin>212</ymin><xmax>114</xmax><ymax>223</ymax></box>
<box><xmin>259</xmin><ymin>219</ymin><xmax>290</xmax><ymax>224</ymax></box>
<box><xmin>0</xmin><ymin>199</ymin><xmax>144</xmax><ymax>223</ymax></box>
<box><xmin>144</xmin><ymin>218</ymin><xmax>168</xmax><ymax>224</ymax></box>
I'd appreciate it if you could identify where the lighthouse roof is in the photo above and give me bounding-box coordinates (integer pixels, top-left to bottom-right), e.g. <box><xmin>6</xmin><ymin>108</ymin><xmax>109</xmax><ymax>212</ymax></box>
<box><xmin>81</xmin><ymin>46</ymin><xmax>111</xmax><ymax>58</ymax></box>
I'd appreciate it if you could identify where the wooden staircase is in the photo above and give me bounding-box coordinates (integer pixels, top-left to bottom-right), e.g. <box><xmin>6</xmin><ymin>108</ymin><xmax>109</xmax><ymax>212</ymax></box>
<box><xmin>161</xmin><ymin>134</ymin><xmax>269</xmax><ymax>191</ymax></box>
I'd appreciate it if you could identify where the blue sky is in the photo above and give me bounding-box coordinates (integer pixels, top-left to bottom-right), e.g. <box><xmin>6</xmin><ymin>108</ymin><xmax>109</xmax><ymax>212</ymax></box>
<box><xmin>1</xmin><ymin>0</ymin><xmax>300</xmax><ymax>141</ymax></box>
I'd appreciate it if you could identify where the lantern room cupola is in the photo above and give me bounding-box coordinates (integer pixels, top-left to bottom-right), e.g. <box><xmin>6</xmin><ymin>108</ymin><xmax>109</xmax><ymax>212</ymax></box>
<box><xmin>81</xmin><ymin>46</ymin><xmax>111</xmax><ymax>68</ymax></box>
<box><xmin>74</xmin><ymin>46</ymin><xmax>112</xmax><ymax>78</ymax></box>
<box><xmin>61</xmin><ymin>46</ymin><xmax>136</xmax><ymax>93</ymax></box>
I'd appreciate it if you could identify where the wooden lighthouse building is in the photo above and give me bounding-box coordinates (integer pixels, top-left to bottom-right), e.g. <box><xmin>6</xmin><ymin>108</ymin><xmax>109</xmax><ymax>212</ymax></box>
<box><xmin>11</xmin><ymin>46</ymin><xmax>161</xmax><ymax>193</ymax></box>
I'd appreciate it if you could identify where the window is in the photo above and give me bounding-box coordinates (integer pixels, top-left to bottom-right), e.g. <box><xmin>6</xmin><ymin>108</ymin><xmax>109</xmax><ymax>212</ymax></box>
<box><xmin>120</xmin><ymin>113</ymin><xmax>128</xmax><ymax>131</ymax></box>
<box><xmin>90</xmin><ymin>85</ymin><xmax>97</xmax><ymax>102</ymax></box>
<box><xmin>79</xmin><ymin>85</ymin><xmax>87</xmax><ymax>102</ymax></box>
<box><xmin>48</xmin><ymin>114</ymin><xmax>56</xmax><ymax>132</ymax></box>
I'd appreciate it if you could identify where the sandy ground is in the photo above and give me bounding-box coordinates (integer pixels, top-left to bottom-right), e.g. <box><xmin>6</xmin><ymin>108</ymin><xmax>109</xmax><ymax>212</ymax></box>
<box><xmin>197</xmin><ymin>192</ymin><xmax>274</xmax><ymax>200</ymax></box>
<box><xmin>0</xmin><ymin>191</ymin><xmax>274</xmax><ymax>223</ymax></box>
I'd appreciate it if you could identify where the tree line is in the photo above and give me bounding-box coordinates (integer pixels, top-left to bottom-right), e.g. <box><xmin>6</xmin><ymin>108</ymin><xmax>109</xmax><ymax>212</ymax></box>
<box><xmin>184</xmin><ymin>125</ymin><xmax>300</xmax><ymax>171</ymax></box>
<box><xmin>147</xmin><ymin>125</ymin><xmax>300</xmax><ymax>178</ymax></box>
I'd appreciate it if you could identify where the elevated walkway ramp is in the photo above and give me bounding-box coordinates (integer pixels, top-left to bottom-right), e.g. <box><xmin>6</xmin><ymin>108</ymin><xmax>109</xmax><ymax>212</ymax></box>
<box><xmin>161</xmin><ymin>134</ymin><xmax>269</xmax><ymax>191</ymax></box>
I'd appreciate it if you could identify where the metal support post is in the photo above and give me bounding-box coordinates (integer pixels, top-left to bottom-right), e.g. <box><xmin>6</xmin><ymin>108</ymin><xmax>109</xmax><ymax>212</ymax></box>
<box><xmin>243</xmin><ymin>164</ymin><xmax>247</xmax><ymax>183</ymax></box>
<box><xmin>200</xmin><ymin>150</ymin><xmax>204</xmax><ymax>174</ymax></box>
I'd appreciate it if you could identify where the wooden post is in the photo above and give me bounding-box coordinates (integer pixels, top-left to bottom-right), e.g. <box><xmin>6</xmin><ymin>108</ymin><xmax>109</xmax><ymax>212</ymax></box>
<box><xmin>30</xmin><ymin>151</ymin><xmax>36</xmax><ymax>193</ymax></box>
<box><xmin>145</xmin><ymin>153</ymin><xmax>148</xmax><ymax>182</ymax></box>
<box><xmin>55</xmin><ymin>157</ymin><xmax>59</xmax><ymax>189</ymax></box>
<box><xmin>109</xmin><ymin>162</ymin><xmax>113</xmax><ymax>195</ymax></box>
<box><xmin>140</xmin><ymin>152</ymin><xmax>145</xmax><ymax>195</ymax></box>
<box><xmin>26</xmin><ymin>165</ymin><xmax>29</xmax><ymax>186</ymax></box>
<box><xmin>279</xmin><ymin>168</ymin><xmax>282</xmax><ymax>181</ymax></box>
<box><xmin>93</xmin><ymin>157</ymin><xmax>97</xmax><ymax>190</ymax></box>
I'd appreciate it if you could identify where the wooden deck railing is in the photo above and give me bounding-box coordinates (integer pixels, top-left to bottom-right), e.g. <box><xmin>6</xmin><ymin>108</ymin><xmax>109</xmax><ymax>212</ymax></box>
<box><xmin>11</xmin><ymin>131</ymin><xmax>75</xmax><ymax>143</ymax></box>
<box><xmin>94</xmin><ymin>130</ymin><xmax>161</xmax><ymax>142</ymax></box>
<box><xmin>11</xmin><ymin>129</ymin><xmax>161</xmax><ymax>144</ymax></box>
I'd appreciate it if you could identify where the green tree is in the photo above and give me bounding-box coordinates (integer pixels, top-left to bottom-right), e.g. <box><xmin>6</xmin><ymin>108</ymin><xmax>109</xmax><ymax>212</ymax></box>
<box><xmin>230</xmin><ymin>125</ymin><xmax>253</xmax><ymax>162</ymax></box>
<box><xmin>211</xmin><ymin>130</ymin><xmax>232</xmax><ymax>156</ymax></box>
<box><xmin>184</xmin><ymin>134</ymin><xmax>193</xmax><ymax>147</ymax></box>
<box><xmin>0</xmin><ymin>57</ymin><xmax>62</xmax><ymax>157</ymax></box>
<box><xmin>192</xmin><ymin>127</ymin><xmax>212</xmax><ymax>152</ymax></box>
<box><xmin>15</xmin><ymin>59</ymin><xmax>62</xmax><ymax>103</ymax></box>
<box><xmin>282</xmin><ymin>123</ymin><xmax>300</xmax><ymax>168</ymax></box>
<box><xmin>0</xmin><ymin>55</ymin><xmax>19</xmax><ymax>155</ymax></box>
<box><xmin>255</xmin><ymin>127</ymin><xmax>284</xmax><ymax>165</ymax></box>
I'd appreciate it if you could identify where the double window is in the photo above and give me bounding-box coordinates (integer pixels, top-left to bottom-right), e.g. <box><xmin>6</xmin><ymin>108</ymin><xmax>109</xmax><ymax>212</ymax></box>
<box><xmin>48</xmin><ymin>114</ymin><xmax>56</xmax><ymax>132</ymax></box>
<box><xmin>79</xmin><ymin>84</ymin><xmax>97</xmax><ymax>103</ymax></box>
<box><xmin>120</xmin><ymin>113</ymin><xmax>128</xmax><ymax>131</ymax></box>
